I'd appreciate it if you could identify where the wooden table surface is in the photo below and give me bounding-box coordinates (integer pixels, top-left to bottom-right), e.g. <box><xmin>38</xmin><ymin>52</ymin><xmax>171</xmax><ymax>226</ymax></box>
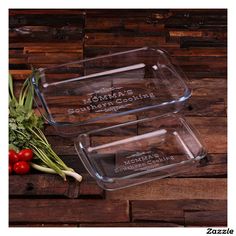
<box><xmin>9</xmin><ymin>9</ymin><xmax>227</xmax><ymax>227</ymax></box>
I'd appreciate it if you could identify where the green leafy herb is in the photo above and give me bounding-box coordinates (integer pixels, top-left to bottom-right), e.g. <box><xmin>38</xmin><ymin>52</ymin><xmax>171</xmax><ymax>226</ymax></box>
<box><xmin>9</xmin><ymin>73</ymin><xmax>82</xmax><ymax>182</ymax></box>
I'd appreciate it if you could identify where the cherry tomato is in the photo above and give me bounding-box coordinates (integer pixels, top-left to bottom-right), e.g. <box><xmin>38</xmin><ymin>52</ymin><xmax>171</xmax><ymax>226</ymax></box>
<box><xmin>9</xmin><ymin>164</ymin><xmax>13</xmax><ymax>175</ymax></box>
<box><xmin>18</xmin><ymin>149</ymin><xmax>33</xmax><ymax>162</ymax></box>
<box><xmin>9</xmin><ymin>149</ymin><xmax>20</xmax><ymax>164</ymax></box>
<box><xmin>13</xmin><ymin>161</ymin><xmax>30</xmax><ymax>175</ymax></box>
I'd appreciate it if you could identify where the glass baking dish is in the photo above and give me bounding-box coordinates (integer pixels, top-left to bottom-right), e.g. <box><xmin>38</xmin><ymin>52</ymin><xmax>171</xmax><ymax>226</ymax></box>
<box><xmin>31</xmin><ymin>47</ymin><xmax>207</xmax><ymax>190</ymax></box>
<box><xmin>31</xmin><ymin>47</ymin><xmax>191</xmax><ymax>136</ymax></box>
<box><xmin>75</xmin><ymin>114</ymin><xmax>207</xmax><ymax>190</ymax></box>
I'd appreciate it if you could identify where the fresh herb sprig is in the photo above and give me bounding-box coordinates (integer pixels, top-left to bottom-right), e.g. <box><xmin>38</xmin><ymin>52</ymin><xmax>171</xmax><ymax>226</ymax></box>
<box><xmin>9</xmin><ymin>73</ymin><xmax>82</xmax><ymax>182</ymax></box>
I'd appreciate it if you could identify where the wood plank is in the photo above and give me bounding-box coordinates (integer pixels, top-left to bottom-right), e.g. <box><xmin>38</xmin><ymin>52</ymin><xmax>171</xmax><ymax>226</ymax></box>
<box><xmin>123</xmin><ymin>19</ymin><xmax>165</xmax><ymax>32</ymax></box>
<box><xmin>186</xmin><ymin>116</ymin><xmax>227</xmax><ymax>127</ymax></box>
<box><xmin>189</xmin><ymin>78</ymin><xmax>226</xmax><ymax>98</ymax></box>
<box><xmin>79</xmin><ymin>175</ymin><xmax>104</xmax><ymax>197</ymax></box>
<box><xmin>177</xmin><ymin>154</ymin><xmax>227</xmax><ymax>177</ymax></box>
<box><xmin>132</xmin><ymin>201</ymin><xmax>185</xmax><ymax>224</ymax></box>
<box><xmin>10</xmin><ymin>53</ymin><xmax>83</xmax><ymax>65</ymax></box>
<box><xmin>132</xmin><ymin>199</ymin><xmax>227</xmax><ymax>226</ymax></box>
<box><xmin>169</xmin><ymin>31</ymin><xmax>203</xmax><ymax>37</ymax></box>
<box><xmin>170</xmin><ymin>9</ymin><xmax>227</xmax><ymax>15</ymax></box>
<box><xmin>184</xmin><ymin>70</ymin><xmax>226</xmax><ymax>79</ymax></box>
<box><xmin>183</xmin><ymin>97</ymin><xmax>226</xmax><ymax>117</ymax></box>
<box><xmin>9</xmin><ymin>9</ymin><xmax>85</xmax><ymax>16</ymax></box>
<box><xmin>9</xmin><ymin>223</ymin><xmax>78</xmax><ymax>227</ymax></box>
<box><xmin>9</xmin><ymin>173</ymin><xmax>104</xmax><ymax>198</ymax></box>
<box><xmin>178</xmin><ymin>64</ymin><xmax>226</xmax><ymax>73</ymax></box>
<box><xmin>165</xmin><ymin>13</ymin><xmax>226</xmax><ymax>30</ymax></box>
<box><xmin>180</xmin><ymin>38</ymin><xmax>226</xmax><ymax>48</ymax></box>
<box><xmin>85</xmin><ymin>9</ymin><xmax>169</xmax><ymax>18</ymax></box>
<box><xmin>84</xmin><ymin>43</ymin><xmax>226</xmax><ymax>57</ymax></box>
<box><xmin>24</xmin><ymin>46</ymin><xmax>83</xmax><ymax>53</ymax></box>
<box><xmin>79</xmin><ymin>222</ymin><xmax>182</xmax><ymax>227</ymax></box>
<box><xmin>85</xmin><ymin>33</ymin><xmax>166</xmax><ymax>47</ymax></box>
<box><xmin>9</xmin><ymin>174</ymin><xmax>79</xmax><ymax>198</ymax></box>
<box><xmin>85</xmin><ymin>17</ymin><xmax>123</xmax><ymax>30</ymax></box>
<box><xmin>9</xmin><ymin>57</ymin><xmax>27</xmax><ymax>64</ymax></box>
<box><xmin>9</xmin><ymin>70</ymin><xmax>32</xmax><ymax>80</ymax></box>
<box><xmin>172</xmin><ymin>56</ymin><xmax>227</xmax><ymax>66</ymax></box>
<box><xmin>197</xmin><ymin>127</ymin><xmax>227</xmax><ymax>154</ymax></box>
<box><xmin>169</xmin><ymin>31</ymin><xmax>227</xmax><ymax>41</ymax></box>
<box><xmin>9</xmin><ymin>199</ymin><xmax>130</xmax><ymax>223</ymax></box>
<box><xmin>106</xmin><ymin>178</ymin><xmax>227</xmax><ymax>200</ymax></box>
<box><xmin>168</xmin><ymin>48</ymin><xmax>227</xmax><ymax>57</ymax></box>
<box><xmin>9</xmin><ymin>14</ymin><xmax>84</xmax><ymax>28</ymax></box>
<box><xmin>186</xmin><ymin>117</ymin><xmax>227</xmax><ymax>154</ymax></box>
<box><xmin>184</xmin><ymin>210</ymin><xmax>227</xmax><ymax>227</ymax></box>
<box><xmin>85</xmin><ymin>17</ymin><xmax>165</xmax><ymax>32</ymax></box>
<box><xmin>9</xmin><ymin>42</ymin><xmax>83</xmax><ymax>48</ymax></box>
<box><xmin>42</xmin><ymin>116</ymin><xmax>226</xmax><ymax>158</ymax></box>
<box><xmin>10</xmin><ymin>25</ymin><xmax>83</xmax><ymax>41</ymax></box>
<box><xmin>27</xmin><ymin>52</ymin><xmax>82</xmax><ymax>64</ymax></box>
<box><xmin>83</xmin><ymin>44</ymin><xmax>180</xmax><ymax>57</ymax></box>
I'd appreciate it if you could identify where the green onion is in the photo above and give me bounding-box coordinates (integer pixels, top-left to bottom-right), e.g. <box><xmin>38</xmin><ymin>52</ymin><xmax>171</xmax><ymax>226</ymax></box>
<box><xmin>9</xmin><ymin>73</ymin><xmax>82</xmax><ymax>182</ymax></box>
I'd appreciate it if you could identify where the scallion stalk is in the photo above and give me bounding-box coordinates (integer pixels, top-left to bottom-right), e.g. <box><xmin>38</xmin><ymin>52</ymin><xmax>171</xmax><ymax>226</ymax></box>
<box><xmin>9</xmin><ymin>73</ymin><xmax>83</xmax><ymax>182</ymax></box>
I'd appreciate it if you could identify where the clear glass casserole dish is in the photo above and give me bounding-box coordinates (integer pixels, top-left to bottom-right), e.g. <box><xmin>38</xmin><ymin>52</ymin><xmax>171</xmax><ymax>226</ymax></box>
<box><xmin>31</xmin><ymin>47</ymin><xmax>191</xmax><ymax>136</ymax></box>
<box><xmin>75</xmin><ymin>114</ymin><xmax>207</xmax><ymax>190</ymax></box>
<box><xmin>31</xmin><ymin>47</ymin><xmax>207</xmax><ymax>190</ymax></box>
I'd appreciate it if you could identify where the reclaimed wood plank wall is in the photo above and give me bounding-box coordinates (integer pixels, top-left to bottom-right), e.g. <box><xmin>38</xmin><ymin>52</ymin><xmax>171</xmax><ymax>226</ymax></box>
<box><xmin>9</xmin><ymin>9</ymin><xmax>227</xmax><ymax>227</ymax></box>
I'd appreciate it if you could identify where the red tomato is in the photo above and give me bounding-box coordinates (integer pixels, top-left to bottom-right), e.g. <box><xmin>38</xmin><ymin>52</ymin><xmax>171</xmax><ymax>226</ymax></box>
<box><xmin>13</xmin><ymin>161</ymin><xmax>30</xmax><ymax>175</ymax></box>
<box><xmin>18</xmin><ymin>149</ymin><xmax>33</xmax><ymax>162</ymax></box>
<box><xmin>9</xmin><ymin>164</ymin><xmax>13</xmax><ymax>175</ymax></box>
<box><xmin>9</xmin><ymin>149</ymin><xmax>19</xmax><ymax>163</ymax></box>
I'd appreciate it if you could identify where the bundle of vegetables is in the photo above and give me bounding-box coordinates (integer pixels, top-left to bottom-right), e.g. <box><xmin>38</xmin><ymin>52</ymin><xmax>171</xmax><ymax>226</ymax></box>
<box><xmin>9</xmin><ymin>73</ymin><xmax>82</xmax><ymax>182</ymax></box>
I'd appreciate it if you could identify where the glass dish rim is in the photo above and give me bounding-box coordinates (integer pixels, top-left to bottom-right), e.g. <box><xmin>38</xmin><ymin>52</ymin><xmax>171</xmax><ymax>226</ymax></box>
<box><xmin>30</xmin><ymin>47</ymin><xmax>192</xmax><ymax>127</ymax></box>
<box><xmin>75</xmin><ymin>113</ymin><xmax>207</xmax><ymax>183</ymax></box>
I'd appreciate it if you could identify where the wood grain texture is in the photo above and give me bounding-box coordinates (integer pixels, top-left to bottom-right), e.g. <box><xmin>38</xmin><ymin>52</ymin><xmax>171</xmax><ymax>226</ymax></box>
<box><xmin>9</xmin><ymin>223</ymin><xmax>78</xmax><ymax>227</ymax></box>
<box><xmin>106</xmin><ymin>178</ymin><xmax>227</xmax><ymax>200</ymax></box>
<box><xmin>79</xmin><ymin>222</ymin><xmax>182</xmax><ymax>227</ymax></box>
<box><xmin>132</xmin><ymin>200</ymin><xmax>227</xmax><ymax>226</ymax></box>
<box><xmin>9</xmin><ymin>9</ymin><xmax>227</xmax><ymax>227</ymax></box>
<box><xmin>9</xmin><ymin>199</ymin><xmax>130</xmax><ymax>223</ymax></box>
<box><xmin>184</xmin><ymin>210</ymin><xmax>227</xmax><ymax>227</ymax></box>
<box><xmin>43</xmin><ymin>116</ymin><xmax>226</xmax><ymax>156</ymax></box>
<box><xmin>79</xmin><ymin>175</ymin><xmax>104</xmax><ymax>197</ymax></box>
<box><xmin>9</xmin><ymin>174</ymin><xmax>79</xmax><ymax>198</ymax></box>
<box><xmin>9</xmin><ymin>174</ymin><xmax>104</xmax><ymax>198</ymax></box>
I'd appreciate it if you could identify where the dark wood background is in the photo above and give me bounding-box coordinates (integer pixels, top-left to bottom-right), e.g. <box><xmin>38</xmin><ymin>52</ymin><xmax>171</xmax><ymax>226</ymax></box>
<box><xmin>9</xmin><ymin>9</ymin><xmax>227</xmax><ymax>227</ymax></box>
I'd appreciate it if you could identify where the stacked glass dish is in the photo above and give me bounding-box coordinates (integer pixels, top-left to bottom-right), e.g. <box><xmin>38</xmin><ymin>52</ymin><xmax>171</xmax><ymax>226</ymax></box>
<box><xmin>31</xmin><ymin>47</ymin><xmax>207</xmax><ymax>190</ymax></box>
